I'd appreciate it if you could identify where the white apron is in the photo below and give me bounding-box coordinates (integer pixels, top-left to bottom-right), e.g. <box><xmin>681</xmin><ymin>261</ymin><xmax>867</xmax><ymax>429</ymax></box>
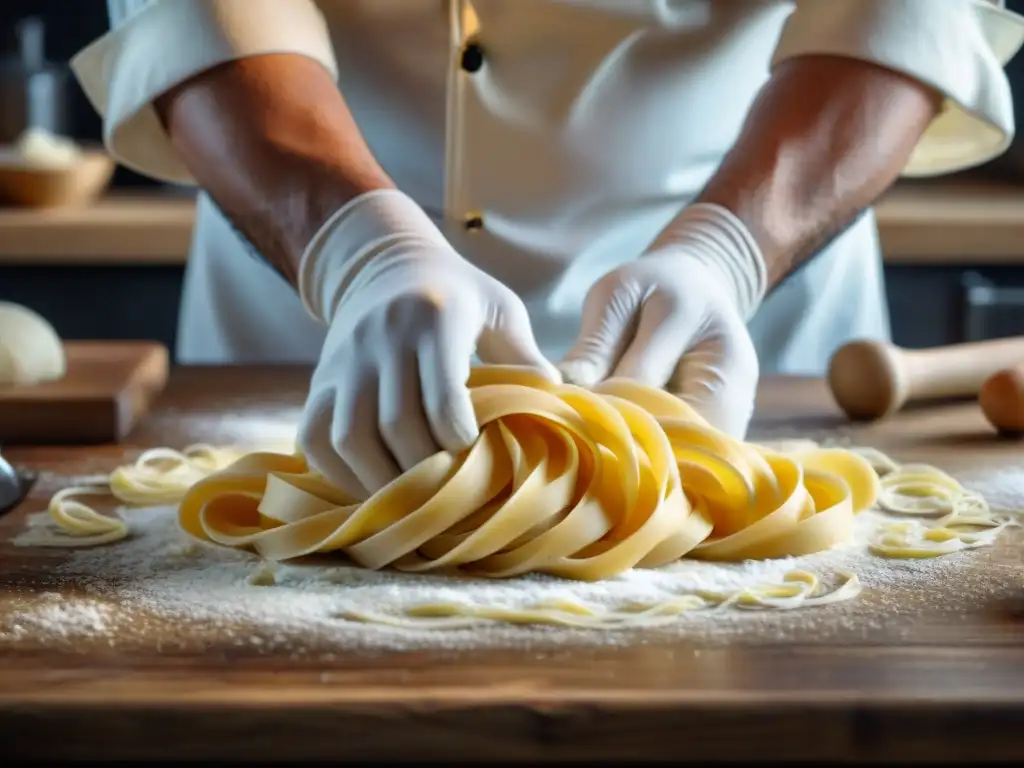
<box><xmin>77</xmin><ymin>0</ymin><xmax>1024</xmax><ymax>373</ymax></box>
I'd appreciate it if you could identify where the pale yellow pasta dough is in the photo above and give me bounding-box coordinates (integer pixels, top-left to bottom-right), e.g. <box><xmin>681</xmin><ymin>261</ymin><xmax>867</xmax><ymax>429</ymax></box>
<box><xmin>21</xmin><ymin>365</ymin><xmax>1019</xmax><ymax>629</ymax></box>
<box><xmin>337</xmin><ymin>570</ymin><xmax>864</xmax><ymax>630</ymax></box>
<box><xmin>17</xmin><ymin>444</ymin><xmax>245</xmax><ymax>548</ymax></box>
<box><xmin>176</xmin><ymin>365</ymin><xmax>883</xmax><ymax>580</ymax></box>
<box><xmin>0</xmin><ymin>301</ymin><xmax>66</xmax><ymax>387</ymax></box>
<box><xmin>865</xmin><ymin>459</ymin><xmax>1016</xmax><ymax>557</ymax></box>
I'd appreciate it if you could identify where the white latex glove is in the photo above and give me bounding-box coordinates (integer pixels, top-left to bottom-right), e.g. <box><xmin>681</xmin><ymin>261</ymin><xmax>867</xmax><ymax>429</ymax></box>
<box><xmin>296</xmin><ymin>189</ymin><xmax>561</xmax><ymax>499</ymax></box>
<box><xmin>558</xmin><ymin>203</ymin><xmax>767</xmax><ymax>439</ymax></box>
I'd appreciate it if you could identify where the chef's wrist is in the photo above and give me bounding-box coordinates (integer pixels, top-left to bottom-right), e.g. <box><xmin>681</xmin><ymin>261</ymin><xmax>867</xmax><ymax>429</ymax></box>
<box><xmin>152</xmin><ymin>52</ymin><xmax>398</xmax><ymax>286</ymax></box>
<box><xmin>297</xmin><ymin>188</ymin><xmax>456</xmax><ymax>324</ymax></box>
<box><xmin>274</xmin><ymin>163</ymin><xmax>396</xmax><ymax>278</ymax></box>
<box><xmin>645</xmin><ymin>203</ymin><xmax>768</xmax><ymax>321</ymax></box>
<box><xmin>195</xmin><ymin>161</ymin><xmax>393</xmax><ymax>291</ymax></box>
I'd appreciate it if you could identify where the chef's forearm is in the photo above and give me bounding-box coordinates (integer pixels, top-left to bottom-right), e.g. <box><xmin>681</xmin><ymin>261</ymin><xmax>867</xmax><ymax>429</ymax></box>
<box><xmin>155</xmin><ymin>52</ymin><xmax>395</xmax><ymax>284</ymax></box>
<box><xmin>696</xmin><ymin>54</ymin><xmax>944</xmax><ymax>290</ymax></box>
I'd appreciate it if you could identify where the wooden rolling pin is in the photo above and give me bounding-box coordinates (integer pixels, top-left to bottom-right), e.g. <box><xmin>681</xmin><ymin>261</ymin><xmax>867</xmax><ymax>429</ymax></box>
<box><xmin>827</xmin><ymin>336</ymin><xmax>1024</xmax><ymax>421</ymax></box>
<box><xmin>979</xmin><ymin>364</ymin><xmax>1024</xmax><ymax>435</ymax></box>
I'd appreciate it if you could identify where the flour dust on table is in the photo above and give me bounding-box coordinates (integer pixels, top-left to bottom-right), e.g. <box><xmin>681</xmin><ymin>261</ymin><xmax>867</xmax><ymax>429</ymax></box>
<box><xmin>6</xmin><ymin>368</ymin><xmax>1022</xmax><ymax>647</ymax></box>
<box><xmin>3</xmin><ymin>496</ymin><xmax>1020</xmax><ymax>654</ymax></box>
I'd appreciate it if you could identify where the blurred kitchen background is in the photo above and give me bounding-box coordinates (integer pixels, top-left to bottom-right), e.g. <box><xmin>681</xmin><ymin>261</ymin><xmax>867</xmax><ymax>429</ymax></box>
<box><xmin>3</xmin><ymin>0</ymin><xmax>1024</xmax><ymax>362</ymax></box>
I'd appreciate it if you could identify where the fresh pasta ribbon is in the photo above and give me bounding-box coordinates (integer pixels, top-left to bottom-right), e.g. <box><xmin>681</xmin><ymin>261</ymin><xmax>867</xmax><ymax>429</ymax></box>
<box><xmin>110</xmin><ymin>444</ymin><xmax>246</xmax><ymax>505</ymax></box>
<box><xmin>18</xmin><ymin>365</ymin><xmax>1019</xmax><ymax>629</ymax></box>
<box><xmin>20</xmin><ymin>444</ymin><xmax>245</xmax><ymax>548</ymax></box>
<box><xmin>865</xmin><ymin>459</ymin><xmax>1018</xmax><ymax>557</ymax></box>
<box><xmin>12</xmin><ymin>485</ymin><xmax>131</xmax><ymax>549</ymax></box>
<box><xmin>177</xmin><ymin>365</ymin><xmax>882</xmax><ymax>580</ymax></box>
<box><xmin>337</xmin><ymin>571</ymin><xmax>863</xmax><ymax>629</ymax></box>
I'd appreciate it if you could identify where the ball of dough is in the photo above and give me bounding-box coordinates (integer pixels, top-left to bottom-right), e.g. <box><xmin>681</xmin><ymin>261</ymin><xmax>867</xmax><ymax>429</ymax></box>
<box><xmin>15</xmin><ymin>127</ymin><xmax>80</xmax><ymax>169</ymax></box>
<box><xmin>0</xmin><ymin>301</ymin><xmax>66</xmax><ymax>386</ymax></box>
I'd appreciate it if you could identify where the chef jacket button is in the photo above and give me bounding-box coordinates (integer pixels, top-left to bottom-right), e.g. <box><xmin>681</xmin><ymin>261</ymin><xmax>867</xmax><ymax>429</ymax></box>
<box><xmin>460</xmin><ymin>42</ymin><xmax>485</xmax><ymax>73</ymax></box>
<box><xmin>464</xmin><ymin>213</ymin><xmax>484</xmax><ymax>231</ymax></box>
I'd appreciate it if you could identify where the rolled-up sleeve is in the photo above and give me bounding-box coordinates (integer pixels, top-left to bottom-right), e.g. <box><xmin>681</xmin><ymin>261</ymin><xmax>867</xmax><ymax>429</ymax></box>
<box><xmin>772</xmin><ymin>0</ymin><xmax>1024</xmax><ymax>177</ymax></box>
<box><xmin>70</xmin><ymin>0</ymin><xmax>339</xmax><ymax>184</ymax></box>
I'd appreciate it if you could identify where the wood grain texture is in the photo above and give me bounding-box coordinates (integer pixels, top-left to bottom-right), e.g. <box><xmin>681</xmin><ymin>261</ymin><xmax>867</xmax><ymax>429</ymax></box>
<box><xmin>0</xmin><ymin>341</ymin><xmax>169</xmax><ymax>444</ymax></box>
<box><xmin>0</xmin><ymin>368</ymin><xmax>1021</xmax><ymax>762</ymax></box>
<box><xmin>0</xmin><ymin>180</ymin><xmax>1023</xmax><ymax>264</ymax></box>
<box><xmin>876</xmin><ymin>179</ymin><xmax>1024</xmax><ymax>264</ymax></box>
<box><xmin>0</xmin><ymin>193</ymin><xmax>194</xmax><ymax>263</ymax></box>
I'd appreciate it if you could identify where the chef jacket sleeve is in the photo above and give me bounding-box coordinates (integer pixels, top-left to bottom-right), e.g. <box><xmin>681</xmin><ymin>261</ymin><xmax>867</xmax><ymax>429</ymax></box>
<box><xmin>772</xmin><ymin>0</ymin><xmax>1024</xmax><ymax>176</ymax></box>
<box><xmin>70</xmin><ymin>0</ymin><xmax>339</xmax><ymax>184</ymax></box>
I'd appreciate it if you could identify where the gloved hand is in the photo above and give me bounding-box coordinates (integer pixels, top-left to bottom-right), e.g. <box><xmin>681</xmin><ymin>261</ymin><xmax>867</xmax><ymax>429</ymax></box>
<box><xmin>558</xmin><ymin>203</ymin><xmax>767</xmax><ymax>439</ymax></box>
<box><xmin>296</xmin><ymin>189</ymin><xmax>560</xmax><ymax>500</ymax></box>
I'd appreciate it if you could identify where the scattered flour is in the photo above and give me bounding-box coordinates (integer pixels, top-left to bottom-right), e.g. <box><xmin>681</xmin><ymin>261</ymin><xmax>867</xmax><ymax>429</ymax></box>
<box><xmin>4</xmin><ymin>494</ymin><xmax>1019</xmax><ymax>655</ymax></box>
<box><xmin>1</xmin><ymin>593</ymin><xmax>113</xmax><ymax>642</ymax></box>
<box><xmin>957</xmin><ymin>467</ymin><xmax>1024</xmax><ymax>512</ymax></box>
<box><xmin>3</xmin><ymin>434</ymin><xmax>1021</xmax><ymax>656</ymax></box>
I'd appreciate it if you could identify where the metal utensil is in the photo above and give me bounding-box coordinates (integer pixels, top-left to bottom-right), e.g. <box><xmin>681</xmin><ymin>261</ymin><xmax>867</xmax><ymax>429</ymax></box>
<box><xmin>0</xmin><ymin>449</ymin><xmax>35</xmax><ymax>516</ymax></box>
<box><xmin>0</xmin><ymin>16</ymin><xmax>71</xmax><ymax>144</ymax></box>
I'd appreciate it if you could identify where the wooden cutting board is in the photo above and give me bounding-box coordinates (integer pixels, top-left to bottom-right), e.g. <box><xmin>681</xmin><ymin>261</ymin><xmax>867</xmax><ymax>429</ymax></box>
<box><xmin>0</xmin><ymin>340</ymin><xmax>169</xmax><ymax>445</ymax></box>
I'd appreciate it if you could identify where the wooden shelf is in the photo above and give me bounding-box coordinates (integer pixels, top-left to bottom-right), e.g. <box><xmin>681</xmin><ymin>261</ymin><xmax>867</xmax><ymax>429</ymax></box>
<box><xmin>877</xmin><ymin>179</ymin><xmax>1024</xmax><ymax>265</ymax></box>
<box><xmin>0</xmin><ymin>181</ymin><xmax>1023</xmax><ymax>266</ymax></box>
<box><xmin>0</xmin><ymin>193</ymin><xmax>195</xmax><ymax>264</ymax></box>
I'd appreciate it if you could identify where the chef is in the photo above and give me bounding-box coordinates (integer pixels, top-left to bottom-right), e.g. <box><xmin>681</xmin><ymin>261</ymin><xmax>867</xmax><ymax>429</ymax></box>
<box><xmin>72</xmin><ymin>0</ymin><xmax>1022</xmax><ymax>499</ymax></box>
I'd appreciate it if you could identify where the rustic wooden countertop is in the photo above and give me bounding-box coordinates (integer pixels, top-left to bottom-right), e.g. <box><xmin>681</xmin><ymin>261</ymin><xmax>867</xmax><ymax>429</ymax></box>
<box><xmin>1</xmin><ymin>180</ymin><xmax>1024</xmax><ymax>266</ymax></box>
<box><xmin>0</xmin><ymin>368</ymin><xmax>1021</xmax><ymax>762</ymax></box>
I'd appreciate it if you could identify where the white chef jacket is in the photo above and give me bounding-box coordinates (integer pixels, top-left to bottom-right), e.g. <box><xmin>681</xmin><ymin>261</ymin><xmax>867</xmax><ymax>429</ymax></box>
<box><xmin>72</xmin><ymin>0</ymin><xmax>1023</xmax><ymax>373</ymax></box>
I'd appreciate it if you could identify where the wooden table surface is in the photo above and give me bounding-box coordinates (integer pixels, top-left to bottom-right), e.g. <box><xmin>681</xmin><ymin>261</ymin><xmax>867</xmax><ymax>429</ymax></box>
<box><xmin>0</xmin><ymin>368</ymin><xmax>1021</xmax><ymax>762</ymax></box>
<box><xmin>2</xmin><ymin>179</ymin><xmax>1024</xmax><ymax>265</ymax></box>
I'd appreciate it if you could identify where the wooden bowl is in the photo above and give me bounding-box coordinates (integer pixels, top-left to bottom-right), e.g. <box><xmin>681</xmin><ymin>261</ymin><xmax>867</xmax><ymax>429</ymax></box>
<box><xmin>0</xmin><ymin>149</ymin><xmax>116</xmax><ymax>209</ymax></box>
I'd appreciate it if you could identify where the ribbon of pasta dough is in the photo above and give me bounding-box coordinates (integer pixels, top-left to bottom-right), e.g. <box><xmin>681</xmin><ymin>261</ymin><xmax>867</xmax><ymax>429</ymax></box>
<box><xmin>866</xmin><ymin>459</ymin><xmax>1017</xmax><ymax>557</ymax></box>
<box><xmin>334</xmin><ymin>569</ymin><xmax>864</xmax><ymax>629</ymax></box>
<box><xmin>17</xmin><ymin>444</ymin><xmax>246</xmax><ymax>548</ymax></box>
<box><xmin>177</xmin><ymin>365</ymin><xmax>882</xmax><ymax>580</ymax></box>
<box><xmin>20</xmin><ymin>365</ymin><xmax>1018</xmax><ymax>629</ymax></box>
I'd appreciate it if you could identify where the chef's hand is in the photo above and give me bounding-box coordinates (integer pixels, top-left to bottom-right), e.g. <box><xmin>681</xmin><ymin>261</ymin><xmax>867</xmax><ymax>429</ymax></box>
<box><xmin>296</xmin><ymin>189</ymin><xmax>560</xmax><ymax>499</ymax></box>
<box><xmin>558</xmin><ymin>204</ymin><xmax>767</xmax><ymax>439</ymax></box>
